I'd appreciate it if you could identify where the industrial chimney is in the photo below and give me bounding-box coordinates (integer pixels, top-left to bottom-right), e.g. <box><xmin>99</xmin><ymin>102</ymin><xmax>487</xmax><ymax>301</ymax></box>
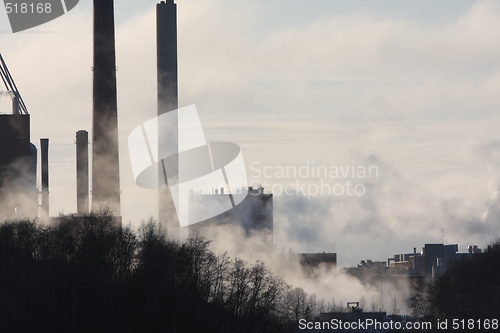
<box><xmin>92</xmin><ymin>0</ymin><xmax>121</xmax><ymax>216</ymax></box>
<box><xmin>12</xmin><ymin>94</ymin><xmax>20</xmax><ymax>115</ymax></box>
<box><xmin>40</xmin><ymin>138</ymin><xmax>49</xmax><ymax>218</ymax></box>
<box><xmin>76</xmin><ymin>130</ymin><xmax>89</xmax><ymax>215</ymax></box>
<box><xmin>157</xmin><ymin>0</ymin><xmax>179</xmax><ymax>237</ymax></box>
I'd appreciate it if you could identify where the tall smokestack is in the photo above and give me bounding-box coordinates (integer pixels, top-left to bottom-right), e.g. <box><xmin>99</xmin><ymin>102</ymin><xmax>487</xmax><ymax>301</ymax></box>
<box><xmin>76</xmin><ymin>130</ymin><xmax>89</xmax><ymax>215</ymax></box>
<box><xmin>157</xmin><ymin>0</ymin><xmax>179</xmax><ymax>237</ymax></box>
<box><xmin>92</xmin><ymin>0</ymin><xmax>121</xmax><ymax>215</ymax></box>
<box><xmin>40</xmin><ymin>138</ymin><xmax>49</xmax><ymax>218</ymax></box>
<box><xmin>12</xmin><ymin>95</ymin><xmax>20</xmax><ymax>115</ymax></box>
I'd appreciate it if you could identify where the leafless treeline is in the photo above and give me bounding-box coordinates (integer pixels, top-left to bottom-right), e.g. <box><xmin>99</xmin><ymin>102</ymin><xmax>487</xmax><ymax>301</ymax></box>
<box><xmin>0</xmin><ymin>209</ymin><xmax>331</xmax><ymax>332</ymax></box>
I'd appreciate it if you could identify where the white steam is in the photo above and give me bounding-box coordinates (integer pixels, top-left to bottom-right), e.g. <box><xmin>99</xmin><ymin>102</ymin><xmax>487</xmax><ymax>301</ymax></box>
<box><xmin>199</xmin><ymin>221</ymin><xmax>413</xmax><ymax>315</ymax></box>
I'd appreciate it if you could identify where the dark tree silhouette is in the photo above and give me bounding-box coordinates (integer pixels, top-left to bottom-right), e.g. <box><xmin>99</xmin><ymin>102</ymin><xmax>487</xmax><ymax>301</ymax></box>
<box><xmin>428</xmin><ymin>240</ymin><xmax>500</xmax><ymax>322</ymax></box>
<box><xmin>0</xmin><ymin>211</ymin><xmax>292</xmax><ymax>333</ymax></box>
<box><xmin>409</xmin><ymin>240</ymin><xmax>500</xmax><ymax>333</ymax></box>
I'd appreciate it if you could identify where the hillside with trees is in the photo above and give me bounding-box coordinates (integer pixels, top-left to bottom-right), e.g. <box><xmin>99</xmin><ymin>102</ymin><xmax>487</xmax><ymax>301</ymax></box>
<box><xmin>0</xmin><ymin>210</ymin><xmax>297</xmax><ymax>333</ymax></box>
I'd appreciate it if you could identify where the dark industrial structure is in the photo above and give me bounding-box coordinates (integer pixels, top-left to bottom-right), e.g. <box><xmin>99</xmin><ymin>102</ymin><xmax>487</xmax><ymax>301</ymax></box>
<box><xmin>92</xmin><ymin>0</ymin><xmax>121</xmax><ymax>216</ymax></box>
<box><xmin>296</xmin><ymin>252</ymin><xmax>337</xmax><ymax>273</ymax></box>
<box><xmin>157</xmin><ymin>0</ymin><xmax>180</xmax><ymax>236</ymax></box>
<box><xmin>320</xmin><ymin>304</ymin><xmax>386</xmax><ymax>323</ymax></box>
<box><xmin>344</xmin><ymin>243</ymin><xmax>484</xmax><ymax>286</ymax></box>
<box><xmin>2</xmin><ymin>0</ymin><xmax>274</xmax><ymax>242</ymax></box>
<box><xmin>157</xmin><ymin>0</ymin><xmax>178</xmax><ymax>111</ymax></box>
<box><xmin>388</xmin><ymin>243</ymin><xmax>480</xmax><ymax>281</ymax></box>
<box><xmin>76</xmin><ymin>130</ymin><xmax>89</xmax><ymax>215</ymax></box>
<box><xmin>0</xmin><ymin>115</ymin><xmax>37</xmax><ymax>219</ymax></box>
<box><xmin>276</xmin><ymin>250</ymin><xmax>337</xmax><ymax>274</ymax></box>
<box><xmin>2</xmin><ymin>0</ymin><xmax>123</xmax><ymax>221</ymax></box>
<box><xmin>155</xmin><ymin>1</ymin><xmax>276</xmax><ymax>244</ymax></box>
<box><xmin>188</xmin><ymin>187</ymin><xmax>274</xmax><ymax>248</ymax></box>
<box><xmin>40</xmin><ymin>138</ymin><xmax>49</xmax><ymax>218</ymax></box>
<box><xmin>0</xmin><ymin>53</ymin><xmax>38</xmax><ymax>219</ymax></box>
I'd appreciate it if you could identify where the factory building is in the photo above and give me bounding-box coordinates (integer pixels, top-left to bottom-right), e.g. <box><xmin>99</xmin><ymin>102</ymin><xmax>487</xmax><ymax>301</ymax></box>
<box><xmin>388</xmin><ymin>243</ymin><xmax>480</xmax><ymax>281</ymax></box>
<box><xmin>344</xmin><ymin>243</ymin><xmax>484</xmax><ymax>285</ymax></box>
<box><xmin>0</xmin><ymin>114</ymin><xmax>37</xmax><ymax>219</ymax></box>
<box><xmin>273</xmin><ymin>250</ymin><xmax>337</xmax><ymax>274</ymax></box>
<box><xmin>2</xmin><ymin>0</ymin><xmax>271</xmax><ymax>236</ymax></box>
<box><xmin>294</xmin><ymin>252</ymin><xmax>337</xmax><ymax>275</ymax></box>
<box><xmin>297</xmin><ymin>253</ymin><xmax>337</xmax><ymax>266</ymax></box>
<box><xmin>320</xmin><ymin>304</ymin><xmax>386</xmax><ymax>324</ymax></box>
<box><xmin>0</xmin><ymin>54</ymin><xmax>41</xmax><ymax>220</ymax></box>
<box><xmin>188</xmin><ymin>186</ymin><xmax>274</xmax><ymax>248</ymax></box>
<box><xmin>155</xmin><ymin>0</ymin><xmax>272</xmax><ymax>243</ymax></box>
<box><xmin>1</xmin><ymin>0</ymin><xmax>123</xmax><ymax>222</ymax></box>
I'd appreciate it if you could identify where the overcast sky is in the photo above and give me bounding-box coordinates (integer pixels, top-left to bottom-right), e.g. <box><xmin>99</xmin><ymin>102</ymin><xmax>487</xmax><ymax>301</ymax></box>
<box><xmin>1</xmin><ymin>0</ymin><xmax>500</xmax><ymax>266</ymax></box>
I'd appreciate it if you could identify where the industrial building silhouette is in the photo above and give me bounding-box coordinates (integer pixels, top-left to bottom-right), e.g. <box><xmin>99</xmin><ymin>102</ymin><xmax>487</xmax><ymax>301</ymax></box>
<box><xmin>0</xmin><ymin>1</ymin><xmax>275</xmax><ymax>246</ymax></box>
<box><xmin>0</xmin><ymin>54</ymin><xmax>42</xmax><ymax>220</ymax></box>
<box><xmin>344</xmin><ymin>242</ymin><xmax>485</xmax><ymax>285</ymax></box>
<box><xmin>188</xmin><ymin>186</ymin><xmax>274</xmax><ymax>247</ymax></box>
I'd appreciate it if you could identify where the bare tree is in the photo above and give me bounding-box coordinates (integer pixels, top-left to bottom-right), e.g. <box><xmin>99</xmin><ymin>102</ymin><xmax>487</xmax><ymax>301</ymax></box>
<box><xmin>408</xmin><ymin>292</ymin><xmax>431</xmax><ymax>318</ymax></box>
<box><xmin>390</xmin><ymin>294</ymin><xmax>400</xmax><ymax>315</ymax></box>
<box><xmin>286</xmin><ymin>287</ymin><xmax>308</xmax><ymax>321</ymax></box>
<box><xmin>359</xmin><ymin>295</ymin><xmax>367</xmax><ymax>311</ymax></box>
<box><xmin>370</xmin><ymin>294</ymin><xmax>378</xmax><ymax>312</ymax></box>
